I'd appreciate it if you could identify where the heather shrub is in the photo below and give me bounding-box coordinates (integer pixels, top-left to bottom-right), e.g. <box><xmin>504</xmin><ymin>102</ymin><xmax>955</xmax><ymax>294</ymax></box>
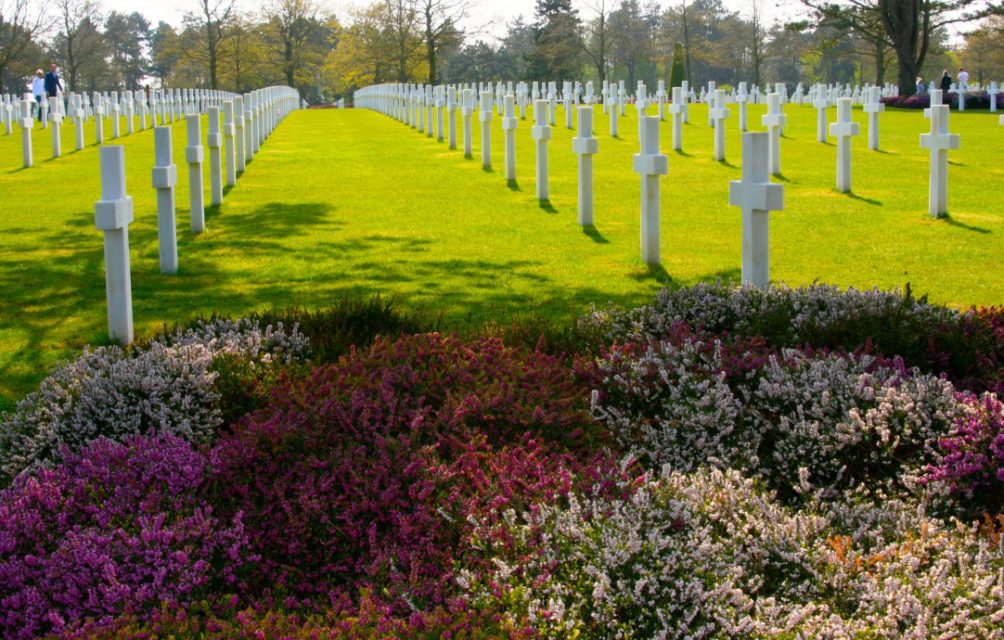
<box><xmin>594</xmin><ymin>282</ymin><xmax>1004</xmax><ymax>393</ymax></box>
<box><xmin>0</xmin><ymin>319</ymin><xmax>307</xmax><ymax>484</ymax></box>
<box><xmin>463</xmin><ymin>467</ymin><xmax>828</xmax><ymax>639</ymax></box>
<box><xmin>55</xmin><ymin>597</ymin><xmax>533</xmax><ymax>639</ymax></box>
<box><xmin>0</xmin><ymin>434</ymin><xmax>254</xmax><ymax>640</ymax></box>
<box><xmin>926</xmin><ymin>393</ymin><xmax>1004</xmax><ymax>515</ymax></box>
<box><xmin>251</xmin><ymin>296</ymin><xmax>430</xmax><ymax>364</ymax></box>
<box><xmin>210</xmin><ymin>333</ymin><xmax>612</xmax><ymax>611</ymax></box>
<box><xmin>593</xmin><ymin>333</ymin><xmax>965</xmax><ymax>501</ymax></box>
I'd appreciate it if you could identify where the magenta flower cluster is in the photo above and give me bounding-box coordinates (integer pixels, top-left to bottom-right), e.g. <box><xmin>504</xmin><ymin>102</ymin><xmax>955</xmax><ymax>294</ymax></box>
<box><xmin>927</xmin><ymin>393</ymin><xmax>1004</xmax><ymax>513</ymax></box>
<box><xmin>0</xmin><ymin>434</ymin><xmax>253</xmax><ymax>640</ymax></box>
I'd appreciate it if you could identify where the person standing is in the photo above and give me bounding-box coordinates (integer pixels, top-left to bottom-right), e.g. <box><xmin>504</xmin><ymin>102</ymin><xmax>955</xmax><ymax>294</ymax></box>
<box><xmin>44</xmin><ymin>64</ymin><xmax>63</xmax><ymax>99</ymax></box>
<box><xmin>31</xmin><ymin>69</ymin><xmax>45</xmax><ymax>121</ymax></box>
<box><xmin>957</xmin><ymin>67</ymin><xmax>970</xmax><ymax>92</ymax></box>
<box><xmin>916</xmin><ymin>76</ymin><xmax>926</xmax><ymax>94</ymax></box>
<box><xmin>940</xmin><ymin>70</ymin><xmax>952</xmax><ymax>93</ymax></box>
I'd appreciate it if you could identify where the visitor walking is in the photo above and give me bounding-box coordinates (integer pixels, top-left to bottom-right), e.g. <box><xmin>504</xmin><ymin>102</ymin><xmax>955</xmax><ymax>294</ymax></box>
<box><xmin>916</xmin><ymin>76</ymin><xmax>926</xmax><ymax>94</ymax></box>
<box><xmin>940</xmin><ymin>70</ymin><xmax>951</xmax><ymax>93</ymax></box>
<box><xmin>957</xmin><ymin>68</ymin><xmax>970</xmax><ymax>92</ymax></box>
<box><xmin>44</xmin><ymin>64</ymin><xmax>62</xmax><ymax>99</ymax></box>
<box><xmin>30</xmin><ymin>69</ymin><xmax>44</xmax><ymax>121</ymax></box>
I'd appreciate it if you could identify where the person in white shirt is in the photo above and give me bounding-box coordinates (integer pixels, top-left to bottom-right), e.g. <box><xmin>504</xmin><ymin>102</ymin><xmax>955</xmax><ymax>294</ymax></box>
<box><xmin>30</xmin><ymin>69</ymin><xmax>45</xmax><ymax>122</ymax></box>
<box><xmin>957</xmin><ymin>68</ymin><xmax>970</xmax><ymax>91</ymax></box>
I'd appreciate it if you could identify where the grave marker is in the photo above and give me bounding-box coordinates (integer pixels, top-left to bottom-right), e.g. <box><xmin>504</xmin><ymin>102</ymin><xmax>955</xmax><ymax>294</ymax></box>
<box><xmin>152</xmin><ymin>127</ymin><xmax>179</xmax><ymax>274</ymax></box>
<box><xmin>813</xmin><ymin>89</ymin><xmax>829</xmax><ymax>143</ymax></box>
<box><xmin>761</xmin><ymin>93</ymin><xmax>786</xmax><ymax>176</ymax></box>
<box><xmin>633</xmin><ymin>116</ymin><xmax>668</xmax><ymax>265</ymax></box>
<box><xmin>502</xmin><ymin>94</ymin><xmax>518</xmax><ymax>181</ymax></box>
<box><xmin>920</xmin><ymin>105</ymin><xmax>960</xmax><ymax>218</ymax></box>
<box><xmin>447</xmin><ymin>86</ymin><xmax>458</xmax><ymax>150</ymax></box>
<box><xmin>186</xmin><ymin>115</ymin><xmax>205</xmax><ymax>232</ymax></box>
<box><xmin>207</xmin><ymin>106</ymin><xmax>223</xmax><ymax>206</ymax></box>
<box><xmin>19</xmin><ymin>98</ymin><xmax>32</xmax><ymax>167</ymax></box>
<box><xmin>94</xmin><ymin>146</ymin><xmax>134</xmax><ymax>344</ymax></box>
<box><xmin>710</xmin><ymin>89</ymin><xmax>730</xmax><ymax>161</ymax></box>
<box><xmin>93</xmin><ymin>92</ymin><xmax>104</xmax><ymax>144</ymax></box>
<box><xmin>462</xmin><ymin>88</ymin><xmax>474</xmax><ymax>158</ymax></box>
<box><xmin>730</xmin><ymin>132</ymin><xmax>783</xmax><ymax>289</ymax></box>
<box><xmin>70</xmin><ymin>94</ymin><xmax>85</xmax><ymax>150</ymax></box>
<box><xmin>863</xmin><ymin>86</ymin><xmax>884</xmax><ymax>150</ymax></box>
<box><xmin>736</xmin><ymin>82</ymin><xmax>748</xmax><ymax>131</ymax></box>
<box><xmin>223</xmin><ymin>100</ymin><xmax>237</xmax><ymax>187</ymax></box>
<box><xmin>532</xmin><ymin>99</ymin><xmax>551</xmax><ymax>200</ymax></box>
<box><xmin>829</xmin><ymin>97</ymin><xmax>860</xmax><ymax>193</ymax></box>
<box><xmin>48</xmin><ymin>96</ymin><xmax>63</xmax><ymax>158</ymax></box>
<box><xmin>669</xmin><ymin>86</ymin><xmax>684</xmax><ymax>151</ymax></box>
<box><xmin>572</xmin><ymin>106</ymin><xmax>598</xmax><ymax>226</ymax></box>
<box><xmin>479</xmin><ymin>91</ymin><xmax>492</xmax><ymax>168</ymax></box>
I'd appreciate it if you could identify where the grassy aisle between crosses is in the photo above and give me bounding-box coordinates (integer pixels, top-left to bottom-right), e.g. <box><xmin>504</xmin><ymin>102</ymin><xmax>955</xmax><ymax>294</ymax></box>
<box><xmin>1</xmin><ymin>103</ymin><xmax>1003</xmax><ymax>408</ymax></box>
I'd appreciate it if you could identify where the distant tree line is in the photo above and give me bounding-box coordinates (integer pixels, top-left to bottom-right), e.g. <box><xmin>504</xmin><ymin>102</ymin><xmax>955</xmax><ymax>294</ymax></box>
<box><xmin>0</xmin><ymin>0</ymin><xmax>1000</xmax><ymax>100</ymax></box>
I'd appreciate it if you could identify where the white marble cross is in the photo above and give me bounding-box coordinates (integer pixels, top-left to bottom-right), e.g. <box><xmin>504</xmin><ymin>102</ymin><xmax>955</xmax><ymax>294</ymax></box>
<box><xmin>609</xmin><ymin>86</ymin><xmax>619</xmax><ymax>138</ymax></box>
<box><xmin>924</xmin><ymin>89</ymin><xmax>943</xmax><ymax>119</ymax></box>
<box><xmin>447</xmin><ymin>86</ymin><xmax>458</xmax><ymax>150</ymax></box>
<box><xmin>618</xmin><ymin>80</ymin><xmax>626</xmax><ymax>116</ymax></box>
<box><xmin>681</xmin><ymin>81</ymin><xmax>690</xmax><ymax>123</ymax></box>
<box><xmin>813</xmin><ymin>87</ymin><xmax>829</xmax><ymax>143</ymax></box>
<box><xmin>48</xmin><ymin>96</ymin><xmax>63</xmax><ymax>159</ymax></box>
<box><xmin>657</xmin><ymin>80</ymin><xmax>667</xmax><ymax>121</ymax></box>
<box><xmin>152</xmin><ymin>127</ymin><xmax>179</xmax><ymax>274</ymax></box>
<box><xmin>990</xmin><ymin>81</ymin><xmax>998</xmax><ymax>113</ymax></box>
<box><xmin>706</xmin><ymin>81</ymin><xmax>716</xmax><ymax>127</ymax></box>
<box><xmin>730</xmin><ymin>132</ymin><xmax>783</xmax><ymax>288</ymax></box>
<box><xmin>564</xmin><ymin>81</ymin><xmax>574</xmax><ymax>129</ymax></box>
<box><xmin>829</xmin><ymin>97</ymin><xmax>860</xmax><ymax>193</ymax></box>
<box><xmin>95</xmin><ymin>146</ymin><xmax>135</xmax><ymax>344</ymax></box>
<box><xmin>863</xmin><ymin>86</ymin><xmax>884</xmax><ymax>150</ymax></box>
<box><xmin>710</xmin><ymin>89</ymin><xmax>730</xmax><ymax>161</ymax></box>
<box><xmin>93</xmin><ymin>92</ymin><xmax>105</xmax><ymax>144</ymax></box>
<box><xmin>110</xmin><ymin>92</ymin><xmax>121</xmax><ymax>138</ymax></box>
<box><xmin>207</xmin><ymin>106</ymin><xmax>223</xmax><ymax>206</ymax></box>
<box><xmin>669</xmin><ymin>86</ymin><xmax>685</xmax><ymax>151</ymax></box>
<box><xmin>761</xmin><ymin>93</ymin><xmax>786</xmax><ymax>176</ymax></box>
<box><xmin>920</xmin><ymin>105</ymin><xmax>960</xmax><ymax>218</ymax></box>
<box><xmin>234</xmin><ymin>95</ymin><xmax>247</xmax><ymax>172</ymax></box>
<box><xmin>462</xmin><ymin>88</ymin><xmax>474</xmax><ymax>158</ymax></box>
<box><xmin>69</xmin><ymin>94</ymin><xmax>85</xmax><ymax>151</ymax></box>
<box><xmin>479</xmin><ymin>91</ymin><xmax>492</xmax><ymax>168</ymax></box>
<box><xmin>532</xmin><ymin>99</ymin><xmax>551</xmax><ymax>200</ymax></box>
<box><xmin>185</xmin><ymin>115</ymin><xmax>205</xmax><ymax>233</ymax></box>
<box><xmin>633</xmin><ymin>116</ymin><xmax>668</xmax><ymax>265</ymax></box>
<box><xmin>19</xmin><ymin>98</ymin><xmax>33</xmax><ymax>167</ymax></box>
<box><xmin>736</xmin><ymin>82</ymin><xmax>748</xmax><ymax>132</ymax></box>
<box><xmin>435</xmin><ymin>85</ymin><xmax>445</xmax><ymax>142</ymax></box>
<box><xmin>223</xmin><ymin>100</ymin><xmax>238</xmax><ymax>186</ymax></box>
<box><xmin>502</xmin><ymin>94</ymin><xmax>518</xmax><ymax>182</ymax></box>
<box><xmin>572</xmin><ymin>106</ymin><xmax>598</xmax><ymax>226</ymax></box>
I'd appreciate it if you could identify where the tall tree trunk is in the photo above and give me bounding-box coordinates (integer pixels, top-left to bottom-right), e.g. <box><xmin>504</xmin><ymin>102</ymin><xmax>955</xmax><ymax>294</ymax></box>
<box><xmin>874</xmin><ymin>38</ymin><xmax>885</xmax><ymax>86</ymax></box>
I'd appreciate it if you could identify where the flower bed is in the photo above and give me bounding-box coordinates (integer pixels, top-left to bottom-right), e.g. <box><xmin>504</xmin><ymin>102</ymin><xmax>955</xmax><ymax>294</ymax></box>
<box><xmin>1</xmin><ymin>285</ymin><xmax>1002</xmax><ymax>638</ymax></box>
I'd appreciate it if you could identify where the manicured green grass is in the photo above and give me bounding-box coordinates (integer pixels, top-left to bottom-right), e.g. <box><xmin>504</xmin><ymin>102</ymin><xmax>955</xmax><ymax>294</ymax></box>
<box><xmin>1</xmin><ymin>101</ymin><xmax>1003</xmax><ymax>407</ymax></box>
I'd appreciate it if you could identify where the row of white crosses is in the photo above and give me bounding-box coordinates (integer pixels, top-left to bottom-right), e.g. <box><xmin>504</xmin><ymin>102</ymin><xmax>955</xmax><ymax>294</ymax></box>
<box><xmin>92</xmin><ymin>86</ymin><xmax>300</xmax><ymax>343</ymax></box>
<box><xmin>358</xmin><ymin>83</ymin><xmax>784</xmax><ymax>287</ymax></box>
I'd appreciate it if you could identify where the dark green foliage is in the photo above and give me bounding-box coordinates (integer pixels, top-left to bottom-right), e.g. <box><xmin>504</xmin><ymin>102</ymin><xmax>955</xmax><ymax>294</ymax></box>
<box><xmin>670</xmin><ymin>42</ymin><xmax>685</xmax><ymax>87</ymax></box>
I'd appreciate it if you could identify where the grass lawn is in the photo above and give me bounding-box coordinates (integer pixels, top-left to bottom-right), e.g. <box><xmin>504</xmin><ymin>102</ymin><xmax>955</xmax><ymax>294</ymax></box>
<box><xmin>1</xmin><ymin>100</ymin><xmax>1003</xmax><ymax>408</ymax></box>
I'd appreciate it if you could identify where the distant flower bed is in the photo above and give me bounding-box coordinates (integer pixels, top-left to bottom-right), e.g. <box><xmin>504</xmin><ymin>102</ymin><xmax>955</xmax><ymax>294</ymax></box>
<box><xmin>882</xmin><ymin>91</ymin><xmax>1004</xmax><ymax>110</ymax></box>
<box><xmin>1</xmin><ymin>286</ymin><xmax>1003</xmax><ymax>638</ymax></box>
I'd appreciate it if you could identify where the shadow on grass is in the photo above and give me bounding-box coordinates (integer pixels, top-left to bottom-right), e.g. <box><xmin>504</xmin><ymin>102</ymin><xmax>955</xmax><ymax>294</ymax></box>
<box><xmin>873</xmin><ymin>149</ymin><xmax>899</xmax><ymax>156</ymax></box>
<box><xmin>941</xmin><ymin>213</ymin><xmax>991</xmax><ymax>234</ymax></box>
<box><xmin>696</xmin><ymin>267</ymin><xmax>742</xmax><ymax>287</ymax></box>
<box><xmin>675</xmin><ymin>149</ymin><xmax>692</xmax><ymax>157</ymax></box>
<box><xmin>774</xmin><ymin>173</ymin><xmax>791</xmax><ymax>183</ymax></box>
<box><xmin>582</xmin><ymin>225</ymin><xmax>609</xmax><ymax>244</ymax></box>
<box><xmin>844</xmin><ymin>191</ymin><xmax>883</xmax><ymax>206</ymax></box>
<box><xmin>629</xmin><ymin>262</ymin><xmax>672</xmax><ymax>284</ymax></box>
<box><xmin>507</xmin><ymin>179</ymin><xmax>521</xmax><ymax>192</ymax></box>
<box><xmin>539</xmin><ymin>199</ymin><xmax>558</xmax><ymax>214</ymax></box>
<box><xmin>718</xmin><ymin>158</ymin><xmax>738</xmax><ymax>169</ymax></box>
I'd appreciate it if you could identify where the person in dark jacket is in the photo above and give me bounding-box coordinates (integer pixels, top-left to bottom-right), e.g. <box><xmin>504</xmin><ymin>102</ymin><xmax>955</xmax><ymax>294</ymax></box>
<box><xmin>44</xmin><ymin>64</ymin><xmax>62</xmax><ymax>98</ymax></box>
<box><xmin>939</xmin><ymin>70</ymin><xmax>951</xmax><ymax>93</ymax></box>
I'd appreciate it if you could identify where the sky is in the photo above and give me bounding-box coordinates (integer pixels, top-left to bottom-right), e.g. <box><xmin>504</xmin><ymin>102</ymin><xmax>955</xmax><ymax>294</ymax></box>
<box><xmin>103</xmin><ymin>0</ymin><xmax>804</xmax><ymax>39</ymax></box>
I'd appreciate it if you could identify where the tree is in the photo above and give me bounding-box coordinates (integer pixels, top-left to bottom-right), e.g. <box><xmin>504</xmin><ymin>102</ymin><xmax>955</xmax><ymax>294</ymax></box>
<box><xmin>183</xmin><ymin>0</ymin><xmax>237</xmax><ymax>89</ymax></box>
<box><xmin>0</xmin><ymin>0</ymin><xmax>48</xmax><ymax>92</ymax></box>
<box><xmin>530</xmin><ymin>0</ymin><xmax>582</xmax><ymax>81</ymax></box>
<box><xmin>746</xmin><ymin>0</ymin><xmax>769</xmax><ymax>86</ymax></box>
<box><xmin>382</xmin><ymin>0</ymin><xmax>425</xmax><ymax>82</ymax></box>
<box><xmin>51</xmin><ymin>0</ymin><xmax>106</xmax><ymax>92</ymax></box>
<box><xmin>418</xmin><ymin>0</ymin><xmax>467</xmax><ymax>85</ymax></box>
<box><xmin>262</xmin><ymin>0</ymin><xmax>324</xmax><ymax>88</ymax></box>
<box><xmin>219</xmin><ymin>13</ymin><xmax>268</xmax><ymax>92</ymax></box>
<box><xmin>581</xmin><ymin>0</ymin><xmax>611</xmax><ymax>84</ymax></box>
<box><xmin>149</xmin><ymin>21</ymin><xmax>180</xmax><ymax>86</ymax></box>
<box><xmin>669</xmin><ymin>41</ymin><xmax>685</xmax><ymax>86</ymax></box>
<box><xmin>801</xmin><ymin>0</ymin><xmax>1000</xmax><ymax>95</ymax></box>
<box><xmin>608</xmin><ymin>0</ymin><xmax>656</xmax><ymax>88</ymax></box>
<box><xmin>960</xmin><ymin>15</ymin><xmax>1004</xmax><ymax>85</ymax></box>
<box><xmin>104</xmin><ymin>11</ymin><xmax>151</xmax><ymax>89</ymax></box>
